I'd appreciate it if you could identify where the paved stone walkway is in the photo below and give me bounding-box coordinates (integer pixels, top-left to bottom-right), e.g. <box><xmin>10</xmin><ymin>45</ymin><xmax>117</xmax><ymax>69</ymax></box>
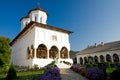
<box><xmin>60</xmin><ymin>68</ymin><xmax>88</xmax><ymax>80</ymax></box>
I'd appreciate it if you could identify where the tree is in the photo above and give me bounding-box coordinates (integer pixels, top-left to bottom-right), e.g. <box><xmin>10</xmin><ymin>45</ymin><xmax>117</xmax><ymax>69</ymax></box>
<box><xmin>0</xmin><ymin>36</ymin><xmax>11</xmax><ymax>67</ymax></box>
<box><xmin>6</xmin><ymin>63</ymin><xmax>17</xmax><ymax>80</ymax></box>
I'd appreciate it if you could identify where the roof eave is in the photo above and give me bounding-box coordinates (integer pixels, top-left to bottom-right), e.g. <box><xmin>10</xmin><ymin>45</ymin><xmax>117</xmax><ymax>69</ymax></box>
<box><xmin>10</xmin><ymin>21</ymin><xmax>36</xmax><ymax>46</ymax></box>
<box><xmin>10</xmin><ymin>21</ymin><xmax>73</xmax><ymax>46</ymax></box>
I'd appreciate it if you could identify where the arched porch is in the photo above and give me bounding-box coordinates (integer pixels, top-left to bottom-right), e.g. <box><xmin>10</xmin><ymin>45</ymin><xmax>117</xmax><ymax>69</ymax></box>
<box><xmin>49</xmin><ymin>46</ymin><xmax>59</xmax><ymax>59</ymax></box>
<box><xmin>60</xmin><ymin>47</ymin><xmax>68</xmax><ymax>59</ymax></box>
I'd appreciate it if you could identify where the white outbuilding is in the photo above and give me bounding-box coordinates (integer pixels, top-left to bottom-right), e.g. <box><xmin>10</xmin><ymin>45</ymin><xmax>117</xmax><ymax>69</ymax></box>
<box><xmin>76</xmin><ymin>41</ymin><xmax>120</xmax><ymax>64</ymax></box>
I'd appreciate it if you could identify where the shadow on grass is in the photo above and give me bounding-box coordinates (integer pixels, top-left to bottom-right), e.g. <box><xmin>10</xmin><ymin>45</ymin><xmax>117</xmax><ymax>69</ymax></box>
<box><xmin>17</xmin><ymin>74</ymin><xmax>41</xmax><ymax>80</ymax></box>
<box><xmin>0</xmin><ymin>73</ymin><xmax>41</xmax><ymax>80</ymax></box>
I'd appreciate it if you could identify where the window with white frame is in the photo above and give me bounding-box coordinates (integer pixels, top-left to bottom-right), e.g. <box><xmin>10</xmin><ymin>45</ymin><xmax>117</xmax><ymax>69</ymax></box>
<box><xmin>52</xmin><ymin>35</ymin><xmax>57</xmax><ymax>41</ymax></box>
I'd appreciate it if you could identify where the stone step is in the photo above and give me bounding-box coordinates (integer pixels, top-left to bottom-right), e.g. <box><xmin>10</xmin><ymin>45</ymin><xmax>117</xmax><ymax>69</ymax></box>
<box><xmin>56</xmin><ymin>63</ymin><xmax>71</xmax><ymax>68</ymax></box>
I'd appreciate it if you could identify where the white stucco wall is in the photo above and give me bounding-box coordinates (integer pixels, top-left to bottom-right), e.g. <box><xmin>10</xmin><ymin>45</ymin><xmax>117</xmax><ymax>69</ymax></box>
<box><xmin>34</xmin><ymin>26</ymin><xmax>70</xmax><ymax>51</ymax></box>
<box><xmin>11</xmin><ymin>27</ymin><xmax>35</xmax><ymax>67</ymax></box>
<box><xmin>76</xmin><ymin>50</ymin><xmax>120</xmax><ymax>64</ymax></box>
<box><xmin>11</xmin><ymin>25</ymin><xmax>71</xmax><ymax>68</ymax></box>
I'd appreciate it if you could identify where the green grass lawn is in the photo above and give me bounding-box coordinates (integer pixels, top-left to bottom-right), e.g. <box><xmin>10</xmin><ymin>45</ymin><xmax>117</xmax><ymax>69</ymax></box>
<box><xmin>0</xmin><ymin>69</ymin><xmax>44</xmax><ymax>80</ymax></box>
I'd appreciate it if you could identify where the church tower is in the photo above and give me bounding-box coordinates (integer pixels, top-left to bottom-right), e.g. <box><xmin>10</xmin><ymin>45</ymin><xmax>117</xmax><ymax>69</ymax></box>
<box><xmin>20</xmin><ymin>7</ymin><xmax>47</xmax><ymax>30</ymax></box>
<box><xmin>10</xmin><ymin>7</ymin><xmax>73</xmax><ymax>68</ymax></box>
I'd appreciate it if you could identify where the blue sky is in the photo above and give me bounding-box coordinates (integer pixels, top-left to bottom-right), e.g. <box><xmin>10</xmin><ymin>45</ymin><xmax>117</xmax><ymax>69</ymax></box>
<box><xmin>0</xmin><ymin>0</ymin><xmax>120</xmax><ymax>51</ymax></box>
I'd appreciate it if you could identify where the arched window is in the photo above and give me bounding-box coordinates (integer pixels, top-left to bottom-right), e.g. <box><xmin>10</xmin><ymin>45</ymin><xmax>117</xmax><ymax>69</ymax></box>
<box><xmin>79</xmin><ymin>57</ymin><xmax>83</xmax><ymax>65</ymax></box>
<box><xmin>60</xmin><ymin>47</ymin><xmax>68</xmax><ymax>59</ymax></box>
<box><xmin>74</xmin><ymin>57</ymin><xmax>77</xmax><ymax>64</ymax></box>
<box><xmin>35</xmin><ymin>16</ymin><xmax>38</xmax><ymax>22</ymax></box>
<box><xmin>88</xmin><ymin>56</ymin><xmax>93</xmax><ymax>63</ymax></box>
<box><xmin>106</xmin><ymin>54</ymin><xmax>112</xmax><ymax>62</ymax></box>
<box><xmin>113</xmin><ymin>53</ymin><xmax>119</xmax><ymax>62</ymax></box>
<box><xmin>100</xmin><ymin>55</ymin><xmax>105</xmax><ymax>62</ymax></box>
<box><xmin>40</xmin><ymin>17</ymin><xmax>42</xmax><ymax>23</ymax></box>
<box><xmin>84</xmin><ymin>57</ymin><xmax>88</xmax><ymax>64</ymax></box>
<box><xmin>94</xmin><ymin>56</ymin><xmax>98</xmax><ymax>62</ymax></box>
<box><xmin>49</xmin><ymin>46</ymin><xmax>59</xmax><ymax>59</ymax></box>
<box><xmin>37</xmin><ymin>44</ymin><xmax>47</xmax><ymax>58</ymax></box>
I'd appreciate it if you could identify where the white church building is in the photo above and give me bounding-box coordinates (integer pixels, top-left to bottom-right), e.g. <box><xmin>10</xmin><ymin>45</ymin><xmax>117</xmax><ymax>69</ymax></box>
<box><xmin>10</xmin><ymin>7</ymin><xmax>73</xmax><ymax>68</ymax></box>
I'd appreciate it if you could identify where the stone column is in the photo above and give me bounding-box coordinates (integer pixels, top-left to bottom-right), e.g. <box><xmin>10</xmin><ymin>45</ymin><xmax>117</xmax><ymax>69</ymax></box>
<box><xmin>58</xmin><ymin>51</ymin><xmax>60</xmax><ymax>59</ymax></box>
<box><xmin>98</xmin><ymin>55</ymin><xmax>100</xmax><ymax>63</ymax></box>
<box><xmin>47</xmin><ymin>50</ymin><xmax>49</xmax><ymax>59</ymax></box>
<box><xmin>82</xmin><ymin>57</ymin><xmax>84</xmax><ymax>64</ymax></box>
<box><xmin>110</xmin><ymin>54</ymin><xmax>113</xmax><ymax>62</ymax></box>
<box><xmin>76</xmin><ymin>56</ymin><xmax>79</xmax><ymax>64</ymax></box>
<box><xmin>104</xmin><ymin>55</ymin><xmax>106</xmax><ymax>62</ymax></box>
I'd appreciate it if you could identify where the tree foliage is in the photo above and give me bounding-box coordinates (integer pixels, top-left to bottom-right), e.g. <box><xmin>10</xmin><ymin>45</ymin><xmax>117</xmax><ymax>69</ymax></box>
<box><xmin>6</xmin><ymin>63</ymin><xmax>17</xmax><ymax>80</ymax></box>
<box><xmin>0</xmin><ymin>36</ymin><xmax>11</xmax><ymax>67</ymax></box>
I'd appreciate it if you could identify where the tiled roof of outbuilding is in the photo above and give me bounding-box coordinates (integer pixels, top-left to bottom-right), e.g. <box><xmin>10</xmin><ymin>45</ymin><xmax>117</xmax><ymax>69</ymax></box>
<box><xmin>76</xmin><ymin>41</ymin><xmax>120</xmax><ymax>55</ymax></box>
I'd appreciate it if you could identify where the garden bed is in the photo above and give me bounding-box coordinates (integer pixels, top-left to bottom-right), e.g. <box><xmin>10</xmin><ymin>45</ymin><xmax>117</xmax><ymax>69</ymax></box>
<box><xmin>0</xmin><ymin>69</ymin><xmax>44</xmax><ymax>80</ymax></box>
<box><xmin>0</xmin><ymin>61</ymin><xmax>61</xmax><ymax>80</ymax></box>
<box><xmin>70</xmin><ymin>62</ymin><xmax>120</xmax><ymax>80</ymax></box>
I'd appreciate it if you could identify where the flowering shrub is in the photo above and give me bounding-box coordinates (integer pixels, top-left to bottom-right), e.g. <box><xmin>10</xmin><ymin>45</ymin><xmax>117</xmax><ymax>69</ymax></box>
<box><xmin>79</xmin><ymin>68</ymin><xmax>86</xmax><ymax>76</ymax></box>
<box><xmin>110</xmin><ymin>69</ymin><xmax>120</xmax><ymax>80</ymax></box>
<box><xmin>86</xmin><ymin>67</ymin><xmax>104</xmax><ymax>80</ymax></box>
<box><xmin>37</xmin><ymin>65</ymin><xmax>61</xmax><ymax>80</ymax></box>
<box><xmin>70</xmin><ymin>65</ymin><xmax>86</xmax><ymax>76</ymax></box>
<box><xmin>31</xmin><ymin>64</ymin><xmax>39</xmax><ymax>70</ymax></box>
<box><xmin>70</xmin><ymin>65</ymin><xmax>81</xmax><ymax>73</ymax></box>
<box><xmin>117</xmin><ymin>63</ymin><xmax>120</xmax><ymax>69</ymax></box>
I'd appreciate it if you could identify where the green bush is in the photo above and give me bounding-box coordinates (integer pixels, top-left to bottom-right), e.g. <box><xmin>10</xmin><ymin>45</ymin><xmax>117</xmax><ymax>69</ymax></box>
<box><xmin>33</xmin><ymin>64</ymin><xmax>39</xmax><ymax>70</ymax></box>
<box><xmin>85</xmin><ymin>63</ymin><xmax>95</xmax><ymax>69</ymax></box>
<box><xmin>6</xmin><ymin>63</ymin><xmax>17</xmax><ymax>80</ymax></box>
<box><xmin>85</xmin><ymin>62</ymin><xmax>98</xmax><ymax>68</ymax></box>
<box><xmin>110</xmin><ymin>69</ymin><xmax>120</xmax><ymax>80</ymax></box>
<box><xmin>47</xmin><ymin>61</ymin><xmax>56</xmax><ymax>67</ymax></box>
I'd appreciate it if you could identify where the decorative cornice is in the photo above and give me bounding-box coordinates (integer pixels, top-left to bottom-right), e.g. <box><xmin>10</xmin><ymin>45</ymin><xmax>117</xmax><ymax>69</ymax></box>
<box><xmin>10</xmin><ymin>21</ymin><xmax>73</xmax><ymax>46</ymax></box>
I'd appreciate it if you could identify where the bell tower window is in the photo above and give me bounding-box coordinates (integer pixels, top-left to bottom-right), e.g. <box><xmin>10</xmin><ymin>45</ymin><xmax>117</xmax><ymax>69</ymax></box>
<box><xmin>25</xmin><ymin>22</ymin><xmax>28</xmax><ymax>26</ymax></box>
<box><xmin>35</xmin><ymin>16</ymin><xmax>38</xmax><ymax>22</ymax></box>
<box><xmin>40</xmin><ymin>17</ymin><xmax>42</xmax><ymax>23</ymax></box>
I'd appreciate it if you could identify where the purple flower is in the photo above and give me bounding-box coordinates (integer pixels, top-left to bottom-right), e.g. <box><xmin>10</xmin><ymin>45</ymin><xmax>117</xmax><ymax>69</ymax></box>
<box><xmin>70</xmin><ymin>65</ymin><xmax>82</xmax><ymax>72</ymax></box>
<box><xmin>117</xmin><ymin>63</ymin><xmax>120</xmax><ymax>68</ymax></box>
<box><xmin>37</xmin><ymin>65</ymin><xmax>61</xmax><ymax>80</ymax></box>
<box><xmin>86</xmin><ymin>67</ymin><xmax>104</xmax><ymax>80</ymax></box>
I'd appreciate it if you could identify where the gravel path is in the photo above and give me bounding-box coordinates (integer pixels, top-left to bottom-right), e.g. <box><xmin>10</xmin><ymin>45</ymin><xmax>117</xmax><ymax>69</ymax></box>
<box><xmin>60</xmin><ymin>68</ymin><xmax>88</xmax><ymax>80</ymax></box>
